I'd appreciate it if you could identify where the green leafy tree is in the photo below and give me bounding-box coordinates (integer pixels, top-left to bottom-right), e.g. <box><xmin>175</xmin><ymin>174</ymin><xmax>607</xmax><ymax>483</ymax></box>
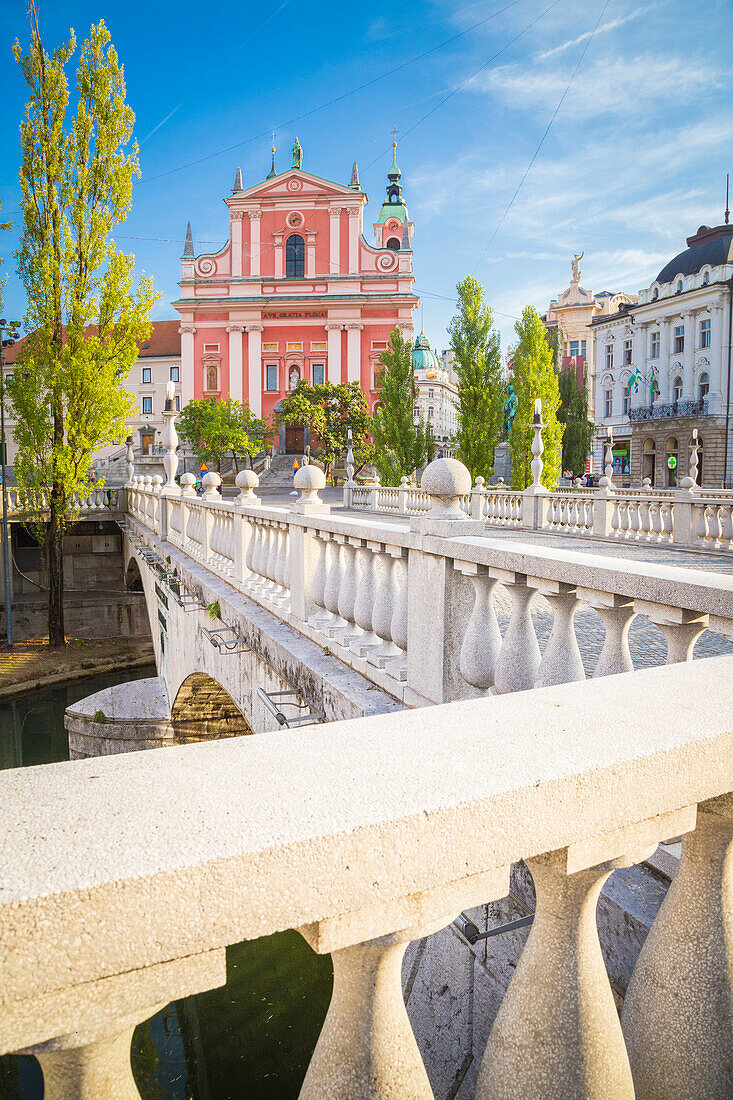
<box><xmin>510</xmin><ymin>305</ymin><xmax>564</xmax><ymax>490</ymax></box>
<box><xmin>11</xmin><ymin>10</ymin><xmax>156</xmax><ymax>646</ymax></box>
<box><xmin>449</xmin><ymin>276</ymin><xmax>505</xmax><ymax>481</ymax></box>
<box><xmin>371</xmin><ymin>327</ymin><xmax>434</xmax><ymax>483</ymax></box>
<box><xmin>277</xmin><ymin>380</ymin><xmax>372</xmax><ymax>480</ymax></box>
<box><xmin>177</xmin><ymin>397</ymin><xmax>269</xmax><ymax>472</ymax></box>
<box><xmin>558</xmin><ymin>363</ymin><xmax>594</xmax><ymax>478</ymax></box>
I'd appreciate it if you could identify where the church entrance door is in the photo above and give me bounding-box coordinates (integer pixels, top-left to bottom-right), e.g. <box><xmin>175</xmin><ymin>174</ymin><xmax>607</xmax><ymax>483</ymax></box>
<box><xmin>285</xmin><ymin>424</ymin><xmax>305</xmax><ymax>454</ymax></box>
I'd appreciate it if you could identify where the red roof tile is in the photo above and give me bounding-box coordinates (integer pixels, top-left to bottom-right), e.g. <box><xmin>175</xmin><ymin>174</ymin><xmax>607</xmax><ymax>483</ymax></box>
<box><xmin>2</xmin><ymin>319</ymin><xmax>181</xmax><ymax>364</ymax></box>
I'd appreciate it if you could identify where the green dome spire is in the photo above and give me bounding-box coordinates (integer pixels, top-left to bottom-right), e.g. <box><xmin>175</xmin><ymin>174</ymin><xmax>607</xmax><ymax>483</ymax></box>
<box><xmin>411</xmin><ymin>332</ymin><xmax>440</xmax><ymax>373</ymax></box>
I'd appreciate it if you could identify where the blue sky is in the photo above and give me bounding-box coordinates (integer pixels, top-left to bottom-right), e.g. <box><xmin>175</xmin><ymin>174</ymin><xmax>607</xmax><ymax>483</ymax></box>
<box><xmin>0</xmin><ymin>0</ymin><xmax>731</xmax><ymax>354</ymax></box>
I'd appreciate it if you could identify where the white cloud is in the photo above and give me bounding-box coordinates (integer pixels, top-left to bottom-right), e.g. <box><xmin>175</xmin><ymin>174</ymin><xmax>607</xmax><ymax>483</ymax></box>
<box><xmin>469</xmin><ymin>54</ymin><xmax>721</xmax><ymax>121</ymax></box>
<box><xmin>537</xmin><ymin>7</ymin><xmax>654</xmax><ymax>60</ymax></box>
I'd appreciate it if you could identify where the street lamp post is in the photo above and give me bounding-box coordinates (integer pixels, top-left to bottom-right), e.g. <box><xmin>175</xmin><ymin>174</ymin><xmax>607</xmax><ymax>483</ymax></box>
<box><xmin>0</xmin><ymin>320</ymin><xmax>21</xmax><ymax>647</ymax></box>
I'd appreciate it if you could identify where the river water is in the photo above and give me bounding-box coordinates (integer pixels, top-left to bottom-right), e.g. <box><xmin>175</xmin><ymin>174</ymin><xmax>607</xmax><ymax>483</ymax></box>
<box><xmin>0</xmin><ymin>669</ymin><xmax>332</xmax><ymax>1099</ymax></box>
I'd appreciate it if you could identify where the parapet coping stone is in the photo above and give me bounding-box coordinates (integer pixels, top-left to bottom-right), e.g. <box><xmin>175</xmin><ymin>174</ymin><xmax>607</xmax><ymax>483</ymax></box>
<box><xmin>1</xmin><ymin>654</ymin><xmax>732</xmax><ymax>1006</ymax></box>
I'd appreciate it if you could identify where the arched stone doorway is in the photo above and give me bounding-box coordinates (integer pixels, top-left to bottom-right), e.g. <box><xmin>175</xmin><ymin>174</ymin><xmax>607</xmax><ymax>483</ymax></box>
<box><xmin>170</xmin><ymin>673</ymin><xmax>254</xmax><ymax>741</ymax></box>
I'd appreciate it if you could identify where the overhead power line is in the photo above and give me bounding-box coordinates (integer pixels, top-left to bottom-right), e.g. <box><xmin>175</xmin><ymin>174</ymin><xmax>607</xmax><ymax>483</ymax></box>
<box><xmin>471</xmin><ymin>0</ymin><xmax>612</xmax><ymax>273</ymax></box>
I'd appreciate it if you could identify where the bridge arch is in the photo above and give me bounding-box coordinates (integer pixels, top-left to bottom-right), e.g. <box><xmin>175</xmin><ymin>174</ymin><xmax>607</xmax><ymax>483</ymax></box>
<box><xmin>170</xmin><ymin>672</ymin><xmax>254</xmax><ymax>741</ymax></box>
<box><xmin>124</xmin><ymin>555</ymin><xmax>144</xmax><ymax>591</ymax></box>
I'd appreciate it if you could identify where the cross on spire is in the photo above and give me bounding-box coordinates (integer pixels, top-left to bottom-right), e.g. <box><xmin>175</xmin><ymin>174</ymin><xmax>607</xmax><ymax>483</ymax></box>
<box><xmin>392</xmin><ymin>126</ymin><xmax>399</xmax><ymax>145</ymax></box>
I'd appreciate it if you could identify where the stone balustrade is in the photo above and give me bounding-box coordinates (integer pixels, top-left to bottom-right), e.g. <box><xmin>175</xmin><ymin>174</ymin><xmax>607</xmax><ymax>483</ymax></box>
<box><xmin>2</xmin><ymin>656</ymin><xmax>733</xmax><ymax>1098</ymax></box>
<box><xmin>126</xmin><ymin>465</ymin><xmax>733</xmax><ymax>707</ymax></box>
<box><xmin>4</xmin><ymin>486</ymin><xmax>120</xmax><ymax>514</ymax></box>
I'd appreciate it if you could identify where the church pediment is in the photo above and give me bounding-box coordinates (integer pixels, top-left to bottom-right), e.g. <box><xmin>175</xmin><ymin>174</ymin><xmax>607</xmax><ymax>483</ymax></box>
<box><xmin>230</xmin><ymin>169</ymin><xmax>360</xmax><ymax>203</ymax></box>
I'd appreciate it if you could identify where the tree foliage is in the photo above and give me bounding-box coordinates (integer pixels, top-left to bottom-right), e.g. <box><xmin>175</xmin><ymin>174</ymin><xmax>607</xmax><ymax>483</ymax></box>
<box><xmin>449</xmin><ymin>276</ymin><xmax>505</xmax><ymax>482</ymax></box>
<box><xmin>509</xmin><ymin>305</ymin><xmax>564</xmax><ymax>490</ymax></box>
<box><xmin>277</xmin><ymin>380</ymin><xmax>372</xmax><ymax>479</ymax></box>
<box><xmin>558</xmin><ymin>363</ymin><xmax>594</xmax><ymax>478</ymax></box>
<box><xmin>371</xmin><ymin>327</ymin><xmax>434</xmax><ymax>483</ymax></box>
<box><xmin>176</xmin><ymin>397</ymin><xmax>269</xmax><ymax>472</ymax></box>
<box><xmin>11</xmin><ymin>10</ymin><xmax>156</xmax><ymax>645</ymax></box>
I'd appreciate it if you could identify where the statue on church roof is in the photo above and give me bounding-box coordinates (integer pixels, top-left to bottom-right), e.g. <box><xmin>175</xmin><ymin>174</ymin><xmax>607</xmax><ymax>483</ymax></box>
<box><xmin>291</xmin><ymin>136</ymin><xmax>302</xmax><ymax>170</ymax></box>
<box><xmin>572</xmin><ymin>251</ymin><xmax>584</xmax><ymax>282</ymax></box>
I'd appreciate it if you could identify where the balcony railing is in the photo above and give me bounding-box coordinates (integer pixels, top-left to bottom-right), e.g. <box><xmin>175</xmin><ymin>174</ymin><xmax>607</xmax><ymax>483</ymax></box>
<box><xmin>629</xmin><ymin>398</ymin><xmax>707</xmax><ymax>422</ymax></box>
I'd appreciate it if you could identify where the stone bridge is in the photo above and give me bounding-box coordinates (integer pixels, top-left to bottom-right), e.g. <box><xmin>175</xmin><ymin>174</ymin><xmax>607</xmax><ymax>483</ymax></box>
<box><xmin>5</xmin><ymin>458</ymin><xmax>733</xmax><ymax>1100</ymax></box>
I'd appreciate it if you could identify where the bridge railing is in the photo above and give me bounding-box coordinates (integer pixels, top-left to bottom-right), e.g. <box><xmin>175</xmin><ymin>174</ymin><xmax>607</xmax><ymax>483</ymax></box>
<box><xmin>2</xmin><ymin>654</ymin><xmax>733</xmax><ymax>1098</ymax></box>
<box><xmin>5</xmin><ymin>487</ymin><xmax>120</xmax><ymax>515</ymax></box>
<box><xmin>126</xmin><ymin>466</ymin><xmax>733</xmax><ymax>708</ymax></box>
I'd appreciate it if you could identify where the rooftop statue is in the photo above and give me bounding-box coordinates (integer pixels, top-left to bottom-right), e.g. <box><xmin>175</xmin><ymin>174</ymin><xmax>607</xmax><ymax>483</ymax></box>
<box><xmin>291</xmin><ymin>136</ymin><xmax>302</xmax><ymax>170</ymax></box>
<box><xmin>572</xmin><ymin>250</ymin><xmax>584</xmax><ymax>282</ymax></box>
<box><xmin>502</xmin><ymin>383</ymin><xmax>518</xmax><ymax>437</ymax></box>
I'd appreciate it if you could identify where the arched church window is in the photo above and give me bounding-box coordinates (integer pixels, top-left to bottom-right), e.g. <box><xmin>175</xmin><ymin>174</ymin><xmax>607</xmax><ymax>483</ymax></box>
<box><xmin>676</xmin><ymin>279</ymin><xmax>683</xmax><ymax>294</ymax></box>
<box><xmin>386</xmin><ymin>237</ymin><xmax>401</xmax><ymax>251</ymax></box>
<box><xmin>673</xmin><ymin>376</ymin><xmax>683</xmax><ymax>402</ymax></box>
<box><xmin>699</xmin><ymin>372</ymin><xmax>709</xmax><ymax>400</ymax></box>
<box><xmin>286</xmin><ymin>234</ymin><xmax>305</xmax><ymax>278</ymax></box>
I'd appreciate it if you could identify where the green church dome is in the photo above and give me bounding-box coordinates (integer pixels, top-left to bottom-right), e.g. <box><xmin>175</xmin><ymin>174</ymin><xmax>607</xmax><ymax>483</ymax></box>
<box><xmin>412</xmin><ymin>332</ymin><xmax>441</xmax><ymax>373</ymax></box>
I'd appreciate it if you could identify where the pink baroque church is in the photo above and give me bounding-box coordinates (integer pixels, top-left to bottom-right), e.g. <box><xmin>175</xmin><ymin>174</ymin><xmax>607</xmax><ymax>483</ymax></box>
<box><xmin>173</xmin><ymin>137</ymin><xmax>418</xmax><ymax>452</ymax></box>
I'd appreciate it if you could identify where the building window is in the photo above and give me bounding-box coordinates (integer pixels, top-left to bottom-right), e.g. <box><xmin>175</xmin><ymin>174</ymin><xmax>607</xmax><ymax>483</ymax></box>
<box><xmin>266</xmin><ymin>363</ymin><xmax>278</xmax><ymax>391</ymax></box>
<box><xmin>604</xmin><ymin>389</ymin><xmax>612</xmax><ymax>418</ymax></box>
<box><xmin>581</xmin><ymin>340</ymin><xmax>586</xmax><ymax>357</ymax></box>
<box><xmin>676</xmin><ymin>279</ymin><xmax>683</xmax><ymax>294</ymax></box>
<box><xmin>650</xmin><ymin>331</ymin><xmax>660</xmax><ymax>358</ymax></box>
<box><xmin>605</xmin><ymin>345</ymin><xmax>613</xmax><ymax>370</ymax></box>
<box><xmin>623</xmin><ymin>339</ymin><xmax>632</xmax><ymax>366</ymax></box>
<box><xmin>386</xmin><ymin>237</ymin><xmax>401</xmax><ymax>251</ymax></box>
<box><xmin>652</xmin><ymin>287</ymin><xmax>659</xmax><ymax>300</ymax></box>
<box><xmin>428</xmin><ymin>388</ymin><xmax>434</xmax><ymax>398</ymax></box>
<box><xmin>699</xmin><ymin>372</ymin><xmax>710</xmax><ymax>400</ymax></box>
<box><xmin>142</xmin><ymin>396</ymin><xmax>152</xmax><ymax>414</ymax></box>
<box><xmin>142</xmin><ymin>367</ymin><xmax>151</xmax><ymax>384</ymax></box>
<box><xmin>673</xmin><ymin>375</ymin><xmax>683</xmax><ymax>402</ymax></box>
<box><xmin>622</xmin><ymin>391</ymin><xmax>630</xmax><ymax>415</ymax></box>
<box><xmin>174</xmin><ymin>396</ymin><xmax>181</xmax><ymax>411</ymax></box>
<box><xmin>170</xmin><ymin>365</ymin><xmax>179</xmax><ymax>382</ymax></box>
<box><xmin>570</xmin><ymin>340</ymin><xmax>579</xmax><ymax>358</ymax></box>
<box><xmin>700</xmin><ymin>317</ymin><xmax>711</xmax><ymax>348</ymax></box>
<box><xmin>428</xmin><ymin>406</ymin><xmax>434</xmax><ymax>418</ymax></box>
<box><xmin>703</xmin><ymin>270</ymin><xmax>710</xmax><ymax>286</ymax></box>
<box><xmin>312</xmin><ymin>363</ymin><xmax>324</xmax><ymax>385</ymax></box>
<box><xmin>673</xmin><ymin>326</ymin><xmax>684</xmax><ymax>353</ymax></box>
<box><xmin>286</xmin><ymin>234</ymin><xmax>305</xmax><ymax>278</ymax></box>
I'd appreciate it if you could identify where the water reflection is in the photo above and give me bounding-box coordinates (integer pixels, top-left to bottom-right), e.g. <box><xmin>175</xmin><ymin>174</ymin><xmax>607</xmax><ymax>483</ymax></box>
<box><xmin>0</xmin><ymin>669</ymin><xmax>332</xmax><ymax>1098</ymax></box>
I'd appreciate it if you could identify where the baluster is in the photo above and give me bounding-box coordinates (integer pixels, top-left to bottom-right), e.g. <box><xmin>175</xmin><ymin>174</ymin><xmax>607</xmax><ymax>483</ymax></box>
<box><xmin>369</xmin><ymin>550</ymin><xmax>402</xmax><ymax>666</ymax></box>
<box><xmin>263</xmin><ymin>523</ymin><xmax>282</xmax><ymax>597</ymax></box>
<box><xmin>622</xmin><ymin>794</ymin><xmax>733</xmax><ymax>1100</ymax></box>
<box><xmin>278</xmin><ymin>526</ymin><xmax>290</xmax><ymax>594</ymax></box>
<box><xmin>649</xmin><ymin>500</ymin><xmax>662</xmax><ymax>540</ymax></box>
<box><xmin>456</xmin><ymin>564</ymin><xmax>502</xmax><ymax>691</ymax></box>
<box><xmin>720</xmin><ymin>504</ymin><xmax>733</xmax><ymax>548</ymax></box>
<box><xmin>324</xmin><ymin>536</ymin><xmax>348</xmax><ymax>634</ymax></box>
<box><xmin>610</xmin><ymin>500</ymin><xmax>621</xmax><ymax>537</ymax></box>
<box><xmin>493</xmin><ymin>575</ymin><xmax>540</xmax><ymax>694</ymax></box>
<box><xmin>705</xmin><ymin>503</ymin><xmax>721</xmax><ymax>546</ymax></box>
<box><xmin>336</xmin><ymin>538</ymin><xmax>360</xmax><ymax>640</ymax></box>
<box><xmin>389</xmin><ymin>554</ymin><xmax>408</xmax><ymax>679</ymax></box>
<box><xmin>637</xmin><ymin>499</ymin><xmax>651</xmax><ymax>539</ymax></box>
<box><xmin>628</xmin><ymin>499</ymin><xmax>640</xmax><ymax>540</ymax></box>
<box><xmin>300</xmin><ymin>918</ymin><xmax>451</xmax><ymax>1100</ymax></box>
<box><xmin>249</xmin><ymin>520</ymin><xmax>266</xmax><ymax>587</ymax></box>
<box><xmin>584</xmin><ymin>594</ymin><xmax>636</xmax><ymax>677</ymax></box>
<box><xmin>351</xmin><ymin>543</ymin><xmax>381</xmax><ymax>654</ymax></box>
<box><xmin>535</xmin><ymin>585</ymin><xmax>585</xmax><ymax>687</ymax></box>
<box><xmin>476</xmin><ymin>847</ymin><xmax>643</xmax><ymax>1099</ymax></box>
<box><xmin>309</xmin><ymin>531</ymin><xmax>333</xmax><ymax>630</ymax></box>
<box><xmin>661</xmin><ymin>501</ymin><xmax>673</xmax><ymax>539</ymax></box>
<box><xmin>645</xmin><ymin>606</ymin><xmax>708</xmax><ymax>663</ymax></box>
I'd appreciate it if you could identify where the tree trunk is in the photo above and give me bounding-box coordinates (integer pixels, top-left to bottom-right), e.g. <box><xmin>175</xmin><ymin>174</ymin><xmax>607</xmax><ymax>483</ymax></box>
<box><xmin>47</xmin><ymin>488</ymin><xmax>65</xmax><ymax>648</ymax></box>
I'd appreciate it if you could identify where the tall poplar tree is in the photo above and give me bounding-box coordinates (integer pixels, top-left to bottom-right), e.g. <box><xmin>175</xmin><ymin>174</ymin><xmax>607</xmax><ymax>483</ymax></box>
<box><xmin>12</xmin><ymin>9</ymin><xmax>156</xmax><ymax>646</ymax></box>
<box><xmin>510</xmin><ymin>305</ymin><xmax>563</xmax><ymax>490</ymax></box>
<box><xmin>372</xmin><ymin>327</ymin><xmax>434</xmax><ymax>483</ymax></box>
<box><xmin>449</xmin><ymin>276</ymin><xmax>505</xmax><ymax>482</ymax></box>
<box><xmin>558</xmin><ymin>364</ymin><xmax>594</xmax><ymax>478</ymax></box>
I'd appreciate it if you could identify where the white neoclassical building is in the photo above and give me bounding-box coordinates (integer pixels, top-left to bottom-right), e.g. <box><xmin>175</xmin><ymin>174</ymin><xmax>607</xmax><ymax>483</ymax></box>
<box><xmin>590</xmin><ymin>220</ymin><xmax>733</xmax><ymax>488</ymax></box>
<box><xmin>411</xmin><ymin>332</ymin><xmax>457</xmax><ymax>453</ymax></box>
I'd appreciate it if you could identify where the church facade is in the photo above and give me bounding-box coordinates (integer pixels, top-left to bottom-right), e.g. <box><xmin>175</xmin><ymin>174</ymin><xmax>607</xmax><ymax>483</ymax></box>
<box><xmin>173</xmin><ymin>139</ymin><xmax>418</xmax><ymax>452</ymax></box>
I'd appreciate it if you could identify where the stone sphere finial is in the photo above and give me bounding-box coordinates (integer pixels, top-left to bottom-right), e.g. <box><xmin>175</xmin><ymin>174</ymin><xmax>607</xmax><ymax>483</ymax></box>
<box><xmin>202</xmin><ymin>471</ymin><xmax>222</xmax><ymax>499</ymax></box>
<box><xmin>235</xmin><ymin>468</ymin><xmax>260</xmax><ymax>505</ymax></box>
<box><xmin>420</xmin><ymin>457</ymin><xmax>471</xmax><ymax>518</ymax></box>
<box><xmin>400</xmin><ymin>475</ymin><xmax>410</xmax><ymax>487</ymax></box>
<box><xmin>294</xmin><ymin>463</ymin><xmax>326</xmax><ymax>503</ymax></box>
<box><xmin>180</xmin><ymin>472</ymin><xmax>196</xmax><ymax>496</ymax></box>
<box><xmin>143</xmin><ymin>475</ymin><xmax>153</xmax><ymax>489</ymax></box>
<box><xmin>474</xmin><ymin>475</ymin><xmax>485</xmax><ymax>488</ymax></box>
<box><xmin>151</xmin><ymin>474</ymin><xmax>164</xmax><ymax>493</ymax></box>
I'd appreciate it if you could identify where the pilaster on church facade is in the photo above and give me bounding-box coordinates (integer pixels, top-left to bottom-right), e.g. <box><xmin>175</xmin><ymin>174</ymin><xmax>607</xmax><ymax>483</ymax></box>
<box><xmin>172</xmin><ymin>141</ymin><xmax>418</xmax><ymax>447</ymax></box>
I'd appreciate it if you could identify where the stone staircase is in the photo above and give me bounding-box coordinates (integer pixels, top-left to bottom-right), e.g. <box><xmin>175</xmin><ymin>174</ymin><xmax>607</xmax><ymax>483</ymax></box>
<box><xmin>257</xmin><ymin>453</ymin><xmax>306</xmax><ymax>488</ymax></box>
